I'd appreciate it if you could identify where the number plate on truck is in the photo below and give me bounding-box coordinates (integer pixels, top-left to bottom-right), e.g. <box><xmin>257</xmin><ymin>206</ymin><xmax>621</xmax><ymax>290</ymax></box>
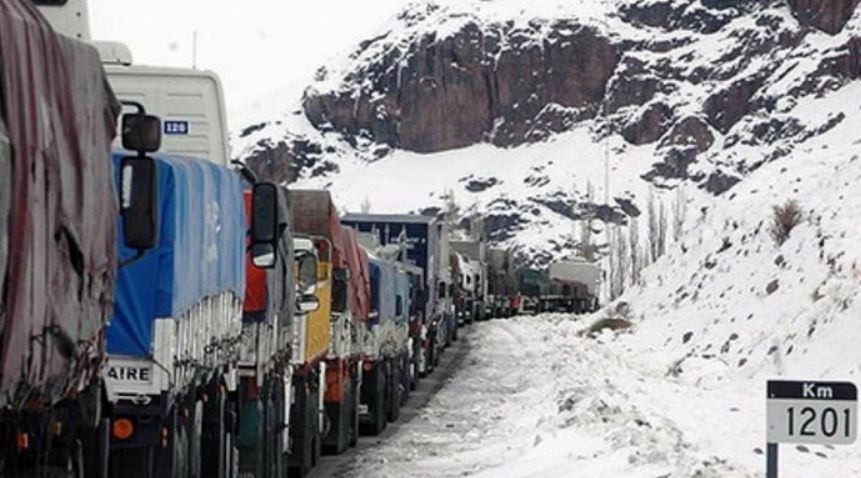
<box><xmin>106</xmin><ymin>362</ymin><xmax>154</xmax><ymax>385</ymax></box>
<box><xmin>767</xmin><ymin>380</ymin><xmax>857</xmax><ymax>445</ymax></box>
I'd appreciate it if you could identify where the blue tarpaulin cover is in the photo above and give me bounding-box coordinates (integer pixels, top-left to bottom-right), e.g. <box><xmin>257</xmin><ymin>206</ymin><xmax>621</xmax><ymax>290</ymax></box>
<box><xmin>108</xmin><ymin>153</ymin><xmax>246</xmax><ymax>357</ymax></box>
<box><xmin>395</xmin><ymin>271</ymin><xmax>410</xmax><ymax>325</ymax></box>
<box><xmin>369</xmin><ymin>257</ymin><xmax>410</xmax><ymax>326</ymax></box>
<box><xmin>369</xmin><ymin>257</ymin><xmax>396</xmax><ymax>326</ymax></box>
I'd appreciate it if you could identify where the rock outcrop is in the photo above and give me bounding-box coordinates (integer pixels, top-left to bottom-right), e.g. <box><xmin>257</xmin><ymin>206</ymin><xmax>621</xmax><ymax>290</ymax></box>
<box><xmin>304</xmin><ymin>20</ymin><xmax>617</xmax><ymax>152</ymax></box>
<box><xmin>233</xmin><ymin>0</ymin><xmax>861</xmax><ymax>260</ymax></box>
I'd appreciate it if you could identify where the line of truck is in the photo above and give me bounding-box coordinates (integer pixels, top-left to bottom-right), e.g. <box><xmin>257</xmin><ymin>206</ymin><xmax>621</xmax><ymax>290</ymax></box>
<box><xmin>0</xmin><ymin>2</ymin><xmax>478</xmax><ymax>477</ymax></box>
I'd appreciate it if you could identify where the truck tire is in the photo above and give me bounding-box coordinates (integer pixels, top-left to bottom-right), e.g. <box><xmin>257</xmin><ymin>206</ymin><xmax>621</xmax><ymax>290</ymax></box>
<box><xmin>287</xmin><ymin>375</ymin><xmax>314</xmax><ymax>478</ymax></box>
<box><xmin>236</xmin><ymin>383</ymin><xmax>264</xmax><ymax>478</ymax></box>
<box><xmin>272</xmin><ymin>378</ymin><xmax>289</xmax><ymax>478</ymax></box>
<box><xmin>322</xmin><ymin>378</ymin><xmax>350</xmax><ymax>455</ymax></box>
<box><xmin>410</xmin><ymin>351</ymin><xmax>420</xmax><ymax>390</ymax></box>
<box><xmin>386</xmin><ymin>360</ymin><xmax>401</xmax><ymax>423</ymax></box>
<box><xmin>111</xmin><ymin>446</ymin><xmax>152</xmax><ymax>478</ymax></box>
<box><xmin>348</xmin><ymin>377</ymin><xmax>359</xmax><ymax>447</ymax></box>
<box><xmin>359</xmin><ymin>363</ymin><xmax>386</xmax><ymax>436</ymax></box>
<box><xmin>400</xmin><ymin>354</ymin><xmax>411</xmax><ymax>405</ymax></box>
<box><xmin>189</xmin><ymin>401</ymin><xmax>203</xmax><ymax>478</ymax></box>
<box><xmin>202</xmin><ymin>385</ymin><xmax>228</xmax><ymax>478</ymax></box>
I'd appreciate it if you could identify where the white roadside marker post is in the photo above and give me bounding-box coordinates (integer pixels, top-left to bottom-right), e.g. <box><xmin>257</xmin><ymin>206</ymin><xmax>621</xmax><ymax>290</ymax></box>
<box><xmin>766</xmin><ymin>380</ymin><xmax>858</xmax><ymax>478</ymax></box>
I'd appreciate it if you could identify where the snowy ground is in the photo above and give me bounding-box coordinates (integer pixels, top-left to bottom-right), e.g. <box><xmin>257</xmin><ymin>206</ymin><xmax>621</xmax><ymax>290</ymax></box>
<box><xmin>343</xmin><ymin>316</ymin><xmax>861</xmax><ymax>478</ymax></box>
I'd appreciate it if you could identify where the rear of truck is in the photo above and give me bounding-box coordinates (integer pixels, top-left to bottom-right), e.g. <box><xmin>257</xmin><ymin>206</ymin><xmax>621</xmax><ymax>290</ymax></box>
<box><xmin>288</xmin><ymin>189</ymin><xmax>364</xmax><ymax>468</ymax></box>
<box><xmin>548</xmin><ymin>258</ymin><xmax>602</xmax><ymax>313</ymax></box>
<box><xmin>106</xmin><ymin>154</ymin><xmax>246</xmax><ymax>475</ymax></box>
<box><xmin>324</xmin><ymin>227</ymin><xmax>370</xmax><ymax>452</ymax></box>
<box><xmin>341</xmin><ymin>215</ymin><xmax>440</xmax><ymax>377</ymax></box>
<box><xmin>0</xmin><ymin>1</ymin><xmax>121</xmax><ymax>471</ymax></box>
<box><xmin>486</xmin><ymin>248</ymin><xmax>519</xmax><ymax>318</ymax></box>
<box><xmin>451</xmin><ymin>240</ymin><xmax>488</xmax><ymax>322</ymax></box>
<box><xmin>360</xmin><ymin>256</ymin><xmax>411</xmax><ymax>434</ymax></box>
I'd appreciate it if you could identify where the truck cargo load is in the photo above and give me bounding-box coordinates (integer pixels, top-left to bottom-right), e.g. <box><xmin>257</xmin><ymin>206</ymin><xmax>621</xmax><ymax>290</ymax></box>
<box><xmin>341</xmin><ymin>227</ymin><xmax>372</xmax><ymax>325</ymax></box>
<box><xmin>341</xmin><ymin>214</ymin><xmax>440</xmax><ymax>323</ymax></box>
<box><xmin>108</xmin><ymin>154</ymin><xmax>246</xmax><ymax>358</ymax></box>
<box><xmin>548</xmin><ymin>257</ymin><xmax>602</xmax><ymax>297</ymax></box>
<box><xmin>288</xmin><ymin>190</ymin><xmax>343</xmax><ymax>363</ymax></box>
<box><xmin>0</xmin><ymin>120</ymin><xmax>8</xmax><ymax>317</ymax></box>
<box><xmin>0</xmin><ymin>0</ymin><xmax>120</xmax><ymax>407</ymax></box>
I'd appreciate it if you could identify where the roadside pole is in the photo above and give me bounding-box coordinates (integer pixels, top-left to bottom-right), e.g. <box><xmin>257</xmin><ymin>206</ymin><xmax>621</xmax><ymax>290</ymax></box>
<box><xmin>766</xmin><ymin>442</ymin><xmax>778</xmax><ymax>478</ymax></box>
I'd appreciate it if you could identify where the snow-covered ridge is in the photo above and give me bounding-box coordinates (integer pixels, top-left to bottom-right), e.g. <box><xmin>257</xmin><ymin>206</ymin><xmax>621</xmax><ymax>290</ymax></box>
<box><xmin>234</xmin><ymin>0</ymin><xmax>861</xmax><ymax>266</ymax></box>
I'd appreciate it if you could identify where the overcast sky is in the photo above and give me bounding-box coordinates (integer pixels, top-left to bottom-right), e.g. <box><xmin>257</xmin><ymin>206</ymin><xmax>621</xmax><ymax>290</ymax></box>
<box><xmin>90</xmin><ymin>0</ymin><xmax>408</xmax><ymax>120</ymax></box>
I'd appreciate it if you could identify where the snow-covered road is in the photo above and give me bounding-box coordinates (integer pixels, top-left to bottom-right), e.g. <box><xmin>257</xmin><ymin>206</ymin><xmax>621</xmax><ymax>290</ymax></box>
<box><xmin>334</xmin><ymin>316</ymin><xmax>861</xmax><ymax>477</ymax></box>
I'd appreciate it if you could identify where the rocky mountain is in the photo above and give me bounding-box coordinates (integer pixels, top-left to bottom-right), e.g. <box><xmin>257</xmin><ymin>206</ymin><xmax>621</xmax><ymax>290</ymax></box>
<box><xmin>234</xmin><ymin>0</ymin><xmax>861</xmax><ymax>265</ymax></box>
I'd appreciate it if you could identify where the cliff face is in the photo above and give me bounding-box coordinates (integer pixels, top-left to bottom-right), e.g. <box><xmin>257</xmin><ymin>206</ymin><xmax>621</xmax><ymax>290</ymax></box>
<box><xmin>298</xmin><ymin>0</ymin><xmax>860</xmax><ymax>164</ymax></box>
<box><xmin>304</xmin><ymin>19</ymin><xmax>618</xmax><ymax>152</ymax></box>
<box><xmin>235</xmin><ymin>0</ymin><xmax>861</xmax><ymax>262</ymax></box>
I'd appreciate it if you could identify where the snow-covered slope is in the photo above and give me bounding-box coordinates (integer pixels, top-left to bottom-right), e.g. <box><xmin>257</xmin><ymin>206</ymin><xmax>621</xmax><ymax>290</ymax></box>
<box><xmin>230</xmin><ymin>2</ymin><xmax>861</xmax><ymax>474</ymax></box>
<box><xmin>234</xmin><ymin>0</ymin><xmax>861</xmax><ymax>267</ymax></box>
<box><xmin>618</xmin><ymin>78</ymin><xmax>861</xmax><ymax>386</ymax></box>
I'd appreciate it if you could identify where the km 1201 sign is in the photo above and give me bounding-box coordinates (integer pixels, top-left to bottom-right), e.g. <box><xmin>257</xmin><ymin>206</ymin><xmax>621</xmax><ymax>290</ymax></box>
<box><xmin>767</xmin><ymin>380</ymin><xmax>857</xmax><ymax>445</ymax></box>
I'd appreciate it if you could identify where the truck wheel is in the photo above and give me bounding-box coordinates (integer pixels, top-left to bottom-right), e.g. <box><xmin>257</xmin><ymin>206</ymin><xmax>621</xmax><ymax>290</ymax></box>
<box><xmin>348</xmin><ymin>377</ymin><xmax>359</xmax><ymax>447</ymax></box>
<box><xmin>202</xmin><ymin>386</ymin><xmax>228</xmax><ymax>478</ymax></box>
<box><xmin>189</xmin><ymin>401</ymin><xmax>203</xmax><ymax>478</ymax></box>
<box><xmin>386</xmin><ymin>361</ymin><xmax>401</xmax><ymax>423</ymax></box>
<box><xmin>111</xmin><ymin>445</ymin><xmax>153</xmax><ymax>478</ymax></box>
<box><xmin>288</xmin><ymin>375</ymin><xmax>313</xmax><ymax>478</ymax></box>
<box><xmin>410</xmin><ymin>352</ymin><xmax>420</xmax><ymax>390</ymax></box>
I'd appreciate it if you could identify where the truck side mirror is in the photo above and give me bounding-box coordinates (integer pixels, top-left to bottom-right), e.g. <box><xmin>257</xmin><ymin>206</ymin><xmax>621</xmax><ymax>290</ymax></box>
<box><xmin>331</xmin><ymin>268</ymin><xmax>349</xmax><ymax>313</ymax></box>
<box><xmin>296</xmin><ymin>252</ymin><xmax>318</xmax><ymax>294</ymax></box>
<box><xmin>122</xmin><ymin>113</ymin><xmax>162</xmax><ymax>153</ymax></box>
<box><xmin>297</xmin><ymin>294</ymin><xmax>320</xmax><ymax>313</ymax></box>
<box><xmin>120</xmin><ymin>157</ymin><xmax>158</xmax><ymax>250</ymax></box>
<box><xmin>250</xmin><ymin>182</ymin><xmax>279</xmax><ymax>269</ymax></box>
<box><xmin>250</xmin><ymin>243</ymin><xmax>276</xmax><ymax>269</ymax></box>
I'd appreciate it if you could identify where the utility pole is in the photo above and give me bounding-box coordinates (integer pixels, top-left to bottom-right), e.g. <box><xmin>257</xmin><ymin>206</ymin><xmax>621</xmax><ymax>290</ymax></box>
<box><xmin>603</xmin><ymin>88</ymin><xmax>612</xmax><ymax>302</ymax></box>
<box><xmin>192</xmin><ymin>30</ymin><xmax>198</xmax><ymax>69</ymax></box>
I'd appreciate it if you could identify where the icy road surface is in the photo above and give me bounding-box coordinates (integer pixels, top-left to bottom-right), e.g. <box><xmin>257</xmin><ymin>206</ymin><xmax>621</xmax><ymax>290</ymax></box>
<box><xmin>318</xmin><ymin>315</ymin><xmax>861</xmax><ymax>477</ymax></box>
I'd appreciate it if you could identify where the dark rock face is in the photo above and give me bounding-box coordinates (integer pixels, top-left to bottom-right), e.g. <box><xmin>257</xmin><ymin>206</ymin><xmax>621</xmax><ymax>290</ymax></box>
<box><xmin>788</xmin><ymin>0</ymin><xmax>860</xmax><ymax>34</ymax></box>
<box><xmin>704</xmin><ymin>76</ymin><xmax>764</xmax><ymax>134</ymax></box>
<box><xmin>244</xmin><ymin>138</ymin><xmax>337</xmax><ymax>184</ymax></box>
<box><xmin>824</xmin><ymin>37</ymin><xmax>861</xmax><ymax>78</ymax></box>
<box><xmin>465</xmin><ymin>177</ymin><xmax>500</xmax><ymax>193</ymax></box>
<box><xmin>483</xmin><ymin>212</ymin><xmax>526</xmax><ymax>241</ymax></box>
<box><xmin>303</xmin><ymin>21</ymin><xmax>618</xmax><ymax>152</ymax></box>
<box><xmin>704</xmin><ymin>170</ymin><xmax>741</xmax><ymax>195</ymax></box>
<box><xmin>622</xmin><ymin>102</ymin><xmax>673</xmax><ymax>145</ymax></box>
<box><xmin>643</xmin><ymin>116</ymin><xmax>715</xmax><ymax>180</ymax></box>
<box><xmin>659</xmin><ymin>116</ymin><xmax>715</xmax><ymax>153</ymax></box>
<box><xmin>621</xmin><ymin>0</ymin><xmax>748</xmax><ymax>34</ymax></box>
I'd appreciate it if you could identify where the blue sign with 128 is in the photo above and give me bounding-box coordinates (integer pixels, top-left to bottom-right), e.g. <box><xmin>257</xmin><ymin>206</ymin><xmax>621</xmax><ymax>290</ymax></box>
<box><xmin>164</xmin><ymin>120</ymin><xmax>190</xmax><ymax>135</ymax></box>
